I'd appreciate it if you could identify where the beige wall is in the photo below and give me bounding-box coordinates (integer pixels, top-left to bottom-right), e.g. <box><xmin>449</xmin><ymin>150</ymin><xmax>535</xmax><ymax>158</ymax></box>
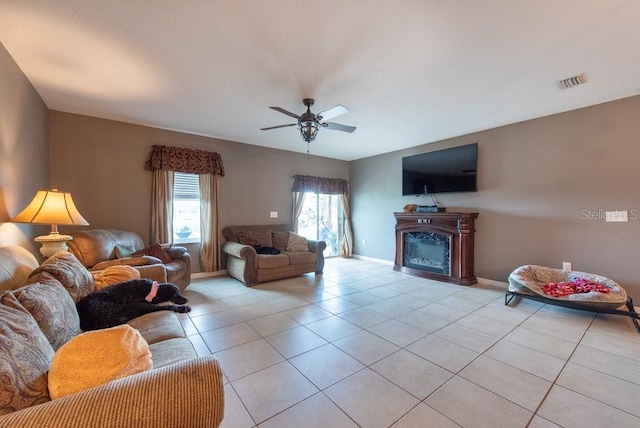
<box><xmin>49</xmin><ymin>111</ymin><xmax>349</xmax><ymax>272</ymax></box>
<box><xmin>0</xmin><ymin>42</ymin><xmax>50</xmax><ymax>254</ymax></box>
<box><xmin>350</xmin><ymin>95</ymin><xmax>640</xmax><ymax>296</ymax></box>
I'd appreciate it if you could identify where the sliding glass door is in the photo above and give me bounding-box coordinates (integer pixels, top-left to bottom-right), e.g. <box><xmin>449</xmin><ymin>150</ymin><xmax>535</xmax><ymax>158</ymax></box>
<box><xmin>297</xmin><ymin>192</ymin><xmax>341</xmax><ymax>257</ymax></box>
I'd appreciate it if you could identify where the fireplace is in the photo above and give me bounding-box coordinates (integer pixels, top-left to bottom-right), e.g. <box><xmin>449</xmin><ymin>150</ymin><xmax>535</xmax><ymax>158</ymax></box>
<box><xmin>403</xmin><ymin>232</ymin><xmax>451</xmax><ymax>275</ymax></box>
<box><xmin>394</xmin><ymin>212</ymin><xmax>478</xmax><ymax>285</ymax></box>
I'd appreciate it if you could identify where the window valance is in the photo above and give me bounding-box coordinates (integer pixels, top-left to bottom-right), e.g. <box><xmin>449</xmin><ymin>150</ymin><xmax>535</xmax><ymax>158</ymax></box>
<box><xmin>292</xmin><ymin>175</ymin><xmax>347</xmax><ymax>194</ymax></box>
<box><xmin>144</xmin><ymin>145</ymin><xmax>225</xmax><ymax>176</ymax></box>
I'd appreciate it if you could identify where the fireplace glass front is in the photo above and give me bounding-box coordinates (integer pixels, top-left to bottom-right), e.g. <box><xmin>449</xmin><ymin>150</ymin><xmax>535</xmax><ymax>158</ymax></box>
<box><xmin>403</xmin><ymin>232</ymin><xmax>451</xmax><ymax>275</ymax></box>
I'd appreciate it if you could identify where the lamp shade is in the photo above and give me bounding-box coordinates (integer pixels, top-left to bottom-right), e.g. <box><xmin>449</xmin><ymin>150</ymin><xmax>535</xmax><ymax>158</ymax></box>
<box><xmin>11</xmin><ymin>190</ymin><xmax>89</xmax><ymax>226</ymax></box>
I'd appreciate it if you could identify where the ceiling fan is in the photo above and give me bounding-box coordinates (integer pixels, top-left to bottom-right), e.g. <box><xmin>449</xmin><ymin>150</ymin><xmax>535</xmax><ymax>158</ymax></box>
<box><xmin>260</xmin><ymin>98</ymin><xmax>356</xmax><ymax>143</ymax></box>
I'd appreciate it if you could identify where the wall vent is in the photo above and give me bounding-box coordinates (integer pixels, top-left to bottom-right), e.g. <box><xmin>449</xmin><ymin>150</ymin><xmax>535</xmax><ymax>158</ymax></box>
<box><xmin>557</xmin><ymin>73</ymin><xmax>586</xmax><ymax>90</ymax></box>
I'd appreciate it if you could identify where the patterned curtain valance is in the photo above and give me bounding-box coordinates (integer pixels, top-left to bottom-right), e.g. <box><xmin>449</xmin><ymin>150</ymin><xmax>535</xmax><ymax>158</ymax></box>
<box><xmin>144</xmin><ymin>145</ymin><xmax>225</xmax><ymax>176</ymax></box>
<box><xmin>292</xmin><ymin>175</ymin><xmax>347</xmax><ymax>194</ymax></box>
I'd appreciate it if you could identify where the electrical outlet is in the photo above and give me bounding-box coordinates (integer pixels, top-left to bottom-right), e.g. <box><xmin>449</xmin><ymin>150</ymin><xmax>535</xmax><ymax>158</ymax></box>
<box><xmin>269</xmin><ymin>211</ymin><xmax>278</xmax><ymax>218</ymax></box>
<box><xmin>562</xmin><ymin>262</ymin><xmax>572</xmax><ymax>271</ymax></box>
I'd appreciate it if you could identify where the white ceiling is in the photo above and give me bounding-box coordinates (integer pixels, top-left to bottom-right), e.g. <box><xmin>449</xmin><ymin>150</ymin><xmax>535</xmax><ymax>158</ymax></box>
<box><xmin>2</xmin><ymin>1</ymin><xmax>639</xmax><ymax>161</ymax></box>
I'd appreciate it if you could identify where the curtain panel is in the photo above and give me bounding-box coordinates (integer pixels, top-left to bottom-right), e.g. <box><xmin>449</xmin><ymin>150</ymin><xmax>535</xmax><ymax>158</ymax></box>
<box><xmin>145</xmin><ymin>145</ymin><xmax>225</xmax><ymax>176</ymax></box>
<box><xmin>292</xmin><ymin>175</ymin><xmax>347</xmax><ymax>194</ymax></box>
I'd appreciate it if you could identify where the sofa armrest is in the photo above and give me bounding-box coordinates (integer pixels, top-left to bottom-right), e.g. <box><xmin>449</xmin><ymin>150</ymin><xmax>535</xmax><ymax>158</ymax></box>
<box><xmin>222</xmin><ymin>242</ymin><xmax>257</xmax><ymax>285</ymax></box>
<box><xmin>307</xmin><ymin>240</ymin><xmax>327</xmax><ymax>274</ymax></box>
<box><xmin>0</xmin><ymin>356</ymin><xmax>224</xmax><ymax>428</ymax></box>
<box><xmin>165</xmin><ymin>246</ymin><xmax>187</xmax><ymax>260</ymax></box>
<box><xmin>223</xmin><ymin>242</ymin><xmax>257</xmax><ymax>261</ymax></box>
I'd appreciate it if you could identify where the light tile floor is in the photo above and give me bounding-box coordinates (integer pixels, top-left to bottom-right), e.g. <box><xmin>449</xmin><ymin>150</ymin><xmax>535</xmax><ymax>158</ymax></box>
<box><xmin>179</xmin><ymin>258</ymin><xmax>640</xmax><ymax>428</ymax></box>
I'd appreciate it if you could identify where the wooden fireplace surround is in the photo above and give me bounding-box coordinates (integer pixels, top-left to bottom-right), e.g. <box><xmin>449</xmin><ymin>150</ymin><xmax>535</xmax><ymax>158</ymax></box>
<box><xmin>394</xmin><ymin>211</ymin><xmax>479</xmax><ymax>285</ymax></box>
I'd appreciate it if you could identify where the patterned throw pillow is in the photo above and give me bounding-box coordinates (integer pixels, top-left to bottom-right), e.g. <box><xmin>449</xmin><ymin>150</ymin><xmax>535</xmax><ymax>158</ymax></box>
<box><xmin>238</xmin><ymin>230</ymin><xmax>273</xmax><ymax>247</ymax></box>
<box><xmin>27</xmin><ymin>251</ymin><xmax>95</xmax><ymax>303</ymax></box>
<box><xmin>0</xmin><ymin>292</ymin><xmax>55</xmax><ymax>415</ymax></box>
<box><xmin>12</xmin><ymin>282</ymin><xmax>81</xmax><ymax>351</ymax></box>
<box><xmin>271</xmin><ymin>231</ymin><xmax>289</xmax><ymax>251</ymax></box>
<box><xmin>286</xmin><ymin>232</ymin><xmax>308</xmax><ymax>252</ymax></box>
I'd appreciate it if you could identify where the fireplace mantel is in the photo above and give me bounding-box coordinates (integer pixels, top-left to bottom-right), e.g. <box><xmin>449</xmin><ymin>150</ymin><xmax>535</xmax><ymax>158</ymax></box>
<box><xmin>394</xmin><ymin>211</ymin><xmax>478</xmax><ymax>285</ymax></box>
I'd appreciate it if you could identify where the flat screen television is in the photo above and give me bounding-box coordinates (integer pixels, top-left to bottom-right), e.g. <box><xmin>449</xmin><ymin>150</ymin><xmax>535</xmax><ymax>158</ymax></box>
<box><xmin>402</xmin><ymin>143</ymin><xmax>478</xmax><ymax>195</ymax></box>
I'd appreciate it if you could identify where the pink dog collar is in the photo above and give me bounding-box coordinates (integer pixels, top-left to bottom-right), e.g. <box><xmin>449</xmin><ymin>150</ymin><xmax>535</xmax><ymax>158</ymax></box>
<box><xmin>145</xmin><ymin>281</ymin><xmax>159</xmax><ymax>302</ymax></box>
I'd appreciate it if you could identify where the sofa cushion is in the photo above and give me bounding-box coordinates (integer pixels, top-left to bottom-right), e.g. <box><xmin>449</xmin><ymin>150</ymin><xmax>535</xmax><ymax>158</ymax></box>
<box><xmin>28</xmin><ymin>251</ymin><xmax>95</xmax><ymax>303</ymax></box>
<box><xmin>92</xmin><ymin>265</ymin><xmax>141</xmax><ymax>290</ymax></box>
<box><xmin>286</xmin><ymin>232</ymin><xmax>308</xmax><ymax>252</ymax></box>
<box><xmin>127</xmin><ymin>311</ymin><xmax>187</xmax><ymax>345</ymax></box>
<box><xmin>0</xmin><ymin>291</ymin><xmax>55</xmax><ymax>416</ymax></box>
<box><xmin>0</xmin><ymin>246</ymin><xmax>40</xmax><ymax>292</ymax></box>
<box><xmin>256</xmin><ymin>254</ymin><xmax>290</xmax><ymax>269</ymax></box>
<box><xmin>12</xmin><ymin>281</ymin><xmax>81</xmax><ymax>351</ymax></box>
<box><xmin>115</xmin><ymin>244</ymin><xmax>136</xmax><ymax>259</ymax></box>
<box><xmin>283</xmin><ymin>251</ymin><xmax>317</xmax><ymax>265</ymax></box>
<box><xmin>148</xmin><ymin>338</ymin><xmax>198</xmax><ymax>369</ymax></box>
<box><xmin>238</xmin><ymin>230</ymin><xmax>273</xmax><ymax>247</ymax></box>
<box><xmin>271</xmin><ymin>231</ymin><xmax>289</xmax><ymax>251</ymax></box>
<box><xmin>48</xmin><ymin>325</ymin><xmax>152</xmax><ymax>399</ymax></box>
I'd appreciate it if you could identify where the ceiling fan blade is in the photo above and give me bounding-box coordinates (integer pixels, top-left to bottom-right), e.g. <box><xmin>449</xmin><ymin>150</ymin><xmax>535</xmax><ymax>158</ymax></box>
<box><xmin>260</xmin><ymin>123</ymin><xmax>297</xmax><ymax>130</ymax></box>
<box><xmin>269</xmin><ymin>106</ymin><xmax>300</xmax><ymax>119</ymax></box>
<box><xmin>317</xmin><ymin>105</ymin><xmax>349</xmax><ymax>121</ymax></box>
<box><xmin>323</xmin><ymin>122</ymin><xmax>356</xmax><ymax>133</ymax></box>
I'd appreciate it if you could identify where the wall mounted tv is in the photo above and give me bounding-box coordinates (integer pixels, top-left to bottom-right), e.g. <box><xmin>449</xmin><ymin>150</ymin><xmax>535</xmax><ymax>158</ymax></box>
<box><xmin>402</xmin><ymin>143</ymin><xmax>478</xmax><ymax>195</ymax></box>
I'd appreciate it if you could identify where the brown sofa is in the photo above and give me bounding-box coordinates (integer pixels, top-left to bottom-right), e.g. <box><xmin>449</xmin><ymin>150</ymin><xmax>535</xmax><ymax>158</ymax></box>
<box><xmin>67</xmin><ymin>229</ymin><xmax>191</xmax><ymax>289</ymax></box>
<box><xmin>222</xmin><ymin>224</ymin><xmax>326</xmax><ymax>286</ymax></box>
<box><xmin>0</xmin><ymin>246</ymin><xmax>224</xmax><ymax>427</ymax></box>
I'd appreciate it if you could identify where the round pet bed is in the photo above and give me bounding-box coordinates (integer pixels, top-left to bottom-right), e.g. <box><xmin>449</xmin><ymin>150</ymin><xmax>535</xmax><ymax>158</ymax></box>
<box><xmin>508</xmin><ymin>265</ymin><xmax>627</xmax><ymax>310</ymax></box>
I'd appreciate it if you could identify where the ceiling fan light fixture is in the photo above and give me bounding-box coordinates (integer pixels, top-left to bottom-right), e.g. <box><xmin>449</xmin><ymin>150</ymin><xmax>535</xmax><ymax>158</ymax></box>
<box><xmin>299</xmin><ymin>120</ymin><xmax>320</xmax><ymax>142</ymax></box>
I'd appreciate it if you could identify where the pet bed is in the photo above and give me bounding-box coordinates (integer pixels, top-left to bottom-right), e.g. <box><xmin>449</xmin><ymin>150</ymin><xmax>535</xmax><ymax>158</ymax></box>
<box><xmin>506</xmin><ymin>265</ymin><xmax>640</xmax><ymax>333</ymax></box>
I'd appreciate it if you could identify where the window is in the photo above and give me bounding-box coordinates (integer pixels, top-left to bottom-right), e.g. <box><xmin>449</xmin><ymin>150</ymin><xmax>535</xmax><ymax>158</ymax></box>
<box><xmin>173</xmin><ymin>172</ymin><xmax>200</xmax><ymax>242</ymax></box>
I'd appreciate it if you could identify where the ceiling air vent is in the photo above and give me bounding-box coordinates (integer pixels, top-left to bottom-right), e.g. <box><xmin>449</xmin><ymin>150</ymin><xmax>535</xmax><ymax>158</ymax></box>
<box><xmin>557</xmin><ymin>73</ymin><xmax>586</xmax><ymax>90</ymax></box>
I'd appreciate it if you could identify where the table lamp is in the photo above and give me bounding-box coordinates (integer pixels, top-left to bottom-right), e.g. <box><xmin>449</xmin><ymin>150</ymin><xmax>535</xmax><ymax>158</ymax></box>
<box><xmin>11</xmin><ymin>189</ymin><xmax>89</xmax><ymax>257</ymax></box>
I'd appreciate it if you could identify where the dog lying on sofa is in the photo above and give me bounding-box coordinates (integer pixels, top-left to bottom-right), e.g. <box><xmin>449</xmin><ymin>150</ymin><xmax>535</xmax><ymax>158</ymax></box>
<box><xmin>76</xmin><ymin>278</ymin><xmax>191</xmax><ymax>331</ymax></box>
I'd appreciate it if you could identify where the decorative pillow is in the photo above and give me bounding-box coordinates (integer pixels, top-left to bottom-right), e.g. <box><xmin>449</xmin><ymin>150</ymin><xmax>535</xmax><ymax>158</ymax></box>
<box><xmin>27</xmin><ymin>251</ymin><xmax>95</xmax><ymax>303</ymax></box>
<box><xmin>271</xmin><ymin>231</ymin><xmax>289</xmax><ymax>251</ymax></box>
<box><xmin>0</xmin><ymin>292</ymin><xmax>55</xmax><ymax>415</ymax></box>
<box><xmin>238</xmin><ymin>230</ymin><xmax>273</xmax><ymax>247</ymax></box>
<box><xmin>286</xmin><ymin>232</ymin><xmax>309</xmax><ymax>252</ymax></box>
<box><xmin>115</xmin><ymin>245</ymin><xmax>136</xmax><ymax>259</ymax></box>
<box><xmin>132</xmin><ymin>243</ymin><xmax>172</xmax><ymax>264</ymax></box>
<box><xmin>48</xmin><ymin>325</ymin><xmax>152</xmax><ymax>399</ymax></box>
<box><xmin>92</xmin><ymin>265</ymin><xmax>141</xmax><ymax>290</ymax></box>
<box><xmin>12</xmin><ymin>282</ymin><xmax>81</xmax><ymax>351</ymax></box>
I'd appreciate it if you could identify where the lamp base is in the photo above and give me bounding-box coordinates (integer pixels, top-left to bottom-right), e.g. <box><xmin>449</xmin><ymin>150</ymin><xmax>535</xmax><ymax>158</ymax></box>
<box><xmin>34</xmin><ymin>233</ymin><xmax>73</xmax><ymax>258</ymax></box>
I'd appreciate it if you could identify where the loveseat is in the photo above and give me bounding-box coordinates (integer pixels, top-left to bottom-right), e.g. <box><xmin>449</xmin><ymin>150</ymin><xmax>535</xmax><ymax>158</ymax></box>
<box><xmin>0</xmin><ymin>246</ymin><xmax>224</xmax><ymax>428</ymax></box>
<box><xmin>222</xmin><ymin>224</ymin><xmax>326</xmax><ymax>286</ymax></box>
<box><xmin>67</xmin><ymin>229</ymin><xmax>191</xmax><ymax>289</ymax></box>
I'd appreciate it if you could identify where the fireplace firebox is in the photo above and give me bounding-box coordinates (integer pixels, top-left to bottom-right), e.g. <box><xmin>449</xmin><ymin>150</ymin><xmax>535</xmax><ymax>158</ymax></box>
<box><xmin>394</xmin><ymin>212</ymin><xmax>478</xmax><ymax>285</ymax></box>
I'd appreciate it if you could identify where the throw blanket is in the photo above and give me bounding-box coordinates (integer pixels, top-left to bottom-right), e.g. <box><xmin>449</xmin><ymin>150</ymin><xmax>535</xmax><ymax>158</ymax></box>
<box><xmin>542</xmin><ymin>278</ymin><xmax>611</xmax><ymax>297</ymax></box>
<box><xmin>48</xmin><ymin>325</ymin><xmax>152</xmax><ymax>399</ymax></box>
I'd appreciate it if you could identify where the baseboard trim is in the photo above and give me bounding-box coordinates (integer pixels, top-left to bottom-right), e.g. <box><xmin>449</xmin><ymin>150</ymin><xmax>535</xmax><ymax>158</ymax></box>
<box><xmin>351</xmin><ymin>254</ymin><xmax>394</xmax><ymax>265</ymax></box>
<box><xmin>476</xmin><ymin>277</ymin><xmax>508</xmax><ymax>290</ymax></box>
<box><xmin>191</xmin><ymin>269</ymin><xmax>228</xmax><ymax>279</ymax></box>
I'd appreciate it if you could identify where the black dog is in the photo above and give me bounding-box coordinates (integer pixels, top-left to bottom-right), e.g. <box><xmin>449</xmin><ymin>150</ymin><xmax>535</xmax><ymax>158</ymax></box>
<box><xmin>76</xmin><ymin>278</ymin><xmax>191</xmax><ymax>331</ymax></box>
